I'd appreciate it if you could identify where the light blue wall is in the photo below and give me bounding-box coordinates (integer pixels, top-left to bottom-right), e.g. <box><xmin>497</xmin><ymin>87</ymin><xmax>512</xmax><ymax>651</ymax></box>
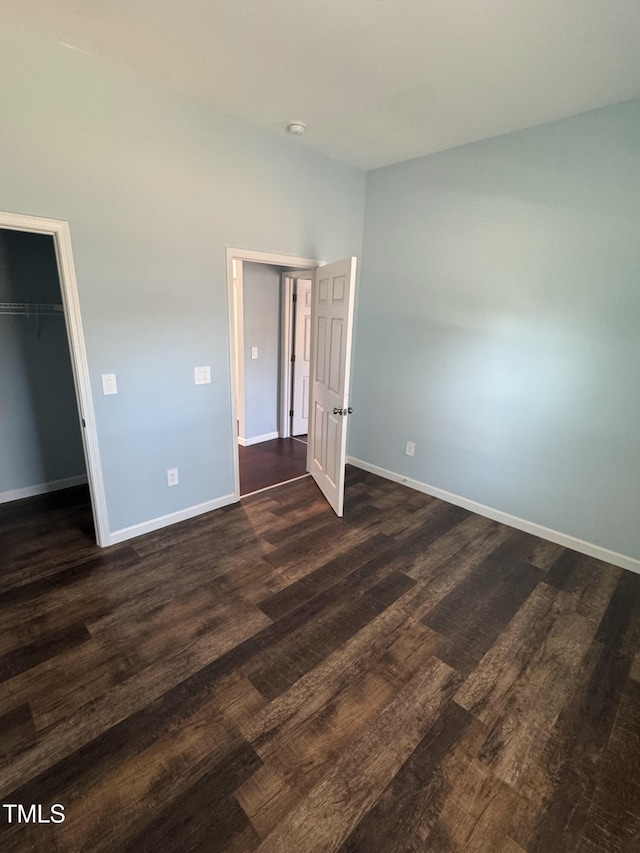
<box><xmin>0</xmin><ymin>230</ymin><xmax>86</xmax><ymax>494</ymax></box>
<box><xmin>0</xmin><ymin>25</ymin><xmax>365</xmax><ymax>532</ymax></box>
<box><xmin>352</xmin><ymin>99</ymin><xmax>640</xmax><ymax>561</ymax></box>
<box><xmin>242</xmin><ymin>262</ymin><xmax>281</xmax><ymax>440</ymax></box>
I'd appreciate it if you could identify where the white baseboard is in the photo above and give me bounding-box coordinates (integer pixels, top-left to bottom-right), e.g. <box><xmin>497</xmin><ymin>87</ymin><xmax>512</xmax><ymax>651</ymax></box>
<box><xmin>0</xmin><ymin>475</ymin><xmax>88</xmax><ymax>505</ymax></box>
<box><xmin>107</xmin><ymin>493</ymin><xmax>237</xmax><ymax>546</ymax></box>
<box><xmin>347</xmin><ymin>456</ymin><xmax>640</xmax><ymax>575</ymax></box>
<box><xmin>238</xmin><ymin>432</ymin><xmax>279</xmax><ymax>447</ymax></box>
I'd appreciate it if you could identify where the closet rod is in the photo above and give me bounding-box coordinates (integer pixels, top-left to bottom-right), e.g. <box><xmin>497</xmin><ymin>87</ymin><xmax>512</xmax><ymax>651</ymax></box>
<box><xmin>0</xmin><ymin>302</ymin><xmax>64</xmax><ymax>317</ymax></box>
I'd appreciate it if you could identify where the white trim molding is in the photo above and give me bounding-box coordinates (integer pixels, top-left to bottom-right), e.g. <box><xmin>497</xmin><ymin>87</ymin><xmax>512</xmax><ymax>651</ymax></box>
<box><xmin>279</xmin><ymin>274</ymin><xmax>294</xmax><ymax>440</ymax></box>
<box><xmin>346</xmin><ymin>456</ymin><xmax>640</xmax><ymax>575</ymax></box>
<box><xmin>238</xmin><ymin>431</ymin><xmax>279</xmax><ymax>447</ymax></box>
<box><xmin>227</xmin><ymin>248</ymin><xmax>325</xmax><ymax>268</ymax></box>
<box><xmin>0</xmin><ymin>210</ymin><xmax>110</xmax><ymax>546</ymax></box>
<box><xmin>233</xmin><ymin>259</ymin><xmax>246</xmax><ymax>442</ymax></box>
<box><xmin>108</xmin><ymin>493</ymin><xmax>237</xmax><ymax>546</ymax></box>
<box><xmin>0</xmin><ymin>476</ymin><xmax>88</xmax><ymax>505</ymax></box>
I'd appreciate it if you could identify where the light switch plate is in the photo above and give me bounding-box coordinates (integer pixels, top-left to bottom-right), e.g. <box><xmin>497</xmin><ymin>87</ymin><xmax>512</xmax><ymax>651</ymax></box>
<box><xmin>194</xmin><ymin>366</ymin><xmax>211</xmax><ymax>385</ymax></box>
<box><xmin>102</xmin><ymin>373</ymin><xmax>118</xmax><ymax>395</ymax></box>
<box><xmin>251</xmin><ymin>347</ymin><xmax>258</xmax><ymax>359</ymax></box>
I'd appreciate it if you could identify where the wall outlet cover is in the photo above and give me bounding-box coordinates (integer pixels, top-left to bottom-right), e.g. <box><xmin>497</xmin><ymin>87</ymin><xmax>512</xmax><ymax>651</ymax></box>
<box><xmin>194</xmin><ymin>366</ymin><xmax>211</xmax><ymax>385</ymax></box>
<box><xmin>167</xmin><ymin>467</ymin><xmax>179</xmax><ymax>486</ymax></box>
<box><xmin>102</xmin><ymin>374</ymin><xmax>118</xmax><ymax>395</ymax></box>
<box><xmin>405</xmin><ymin>441</ymin><xmax>416</xmax><ymax>457</ymax></box>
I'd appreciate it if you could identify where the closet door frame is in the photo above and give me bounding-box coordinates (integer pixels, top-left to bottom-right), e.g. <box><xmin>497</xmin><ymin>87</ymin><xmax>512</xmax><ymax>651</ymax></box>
<box><xmin>0</xmin><ymin>210</ymin><xmax>110</xmax><ymax>546</ymax></box>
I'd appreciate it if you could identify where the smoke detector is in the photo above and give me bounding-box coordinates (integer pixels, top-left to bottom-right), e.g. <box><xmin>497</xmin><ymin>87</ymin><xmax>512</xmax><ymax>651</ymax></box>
<box><xmin>286</xmin><ymin>121</ymin><xmax>307</xmax><ymax>136</ymax></box>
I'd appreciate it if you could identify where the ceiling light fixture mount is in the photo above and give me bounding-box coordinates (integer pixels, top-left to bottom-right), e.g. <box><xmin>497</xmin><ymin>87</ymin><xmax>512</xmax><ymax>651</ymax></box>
<box><xmin>286</xmin><ymin>121</ymin><xmax>307</xmax><ymax>136</ymax></box>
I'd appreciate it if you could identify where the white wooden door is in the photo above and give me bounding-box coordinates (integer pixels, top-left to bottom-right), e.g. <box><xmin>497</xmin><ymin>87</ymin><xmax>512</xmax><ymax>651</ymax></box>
<box><xmin>292</xmin><ymin>278</ymin><xmax>312</xmax><ymax>436</ymax></box>
<box><xmin>307</xmin><ymin>257</ymin><xmax>357</xmax><ymax>516</ymax></box>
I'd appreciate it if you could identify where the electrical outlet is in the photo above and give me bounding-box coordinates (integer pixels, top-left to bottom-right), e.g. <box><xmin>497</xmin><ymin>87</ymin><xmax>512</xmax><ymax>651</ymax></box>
<box><xmin>405</xmin><ymin>441</ymin><xmax>415</xmax><ymax>457</ymax></box>
<box><xmin>167</xmin><ymin>468</ymin><xmax>179</xmax><ymax>487</ymax></box>
<box><xmin>251</xmin><ymin>347</ymin><xmax>258</xmax><ymax>359</ymax></box>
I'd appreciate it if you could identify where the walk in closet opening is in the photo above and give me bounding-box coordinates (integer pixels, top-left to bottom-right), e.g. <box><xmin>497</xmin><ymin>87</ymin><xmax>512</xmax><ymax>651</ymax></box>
<box><xmin>0</xmin><ymin>228</ymin><xmax>91</xmax><ymax>535</ymax></box>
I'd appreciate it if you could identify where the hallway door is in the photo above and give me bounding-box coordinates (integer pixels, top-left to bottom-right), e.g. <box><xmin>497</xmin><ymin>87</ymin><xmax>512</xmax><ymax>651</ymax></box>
<box><xmin>291</xmin><ymin>277</ymin><xmax>312</xmax><ymax>436</ymax></box>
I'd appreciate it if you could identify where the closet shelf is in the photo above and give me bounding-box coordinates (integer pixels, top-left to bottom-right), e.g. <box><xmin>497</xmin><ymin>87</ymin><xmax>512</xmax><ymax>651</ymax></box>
<box><xmin>0</xmin><ymin>302</ymin><xmax>64</xmax><ymax>317</ymax></box>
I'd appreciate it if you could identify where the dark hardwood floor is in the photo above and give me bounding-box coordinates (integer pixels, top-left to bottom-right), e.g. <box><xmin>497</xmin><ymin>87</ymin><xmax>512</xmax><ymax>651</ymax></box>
<box><xmin>1</xmin><ymin>471</ymin><xmax>640</xmax><ymax>851</ymax></box>
<box><xmin>239</xmin><ymin>438</ymin><xmax>308</xmax><ymax>496</ymax></box>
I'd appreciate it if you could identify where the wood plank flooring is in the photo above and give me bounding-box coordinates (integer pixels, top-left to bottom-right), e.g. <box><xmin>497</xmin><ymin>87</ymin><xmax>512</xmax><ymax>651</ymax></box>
<box><xmin>1</xmin><ymin>470</ymin><xmax>640</xmax><ymax>852</ymax></box>
<box><xmin>239</xmin><ymin>438</ymin><xmax>308</xmax><ymax>495</ymax></box>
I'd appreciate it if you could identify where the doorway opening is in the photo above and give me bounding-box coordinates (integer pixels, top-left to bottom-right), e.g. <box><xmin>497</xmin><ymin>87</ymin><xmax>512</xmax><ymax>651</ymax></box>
<box><xmin>227</xmin><ymin>249</ymin><xmax>358</xmax><ymax>515</ymax></box>
<box><xmin>228</xmin><ymin>249</ymin><xmax>321</xmax><ymax>497</ymax></box>
<box><xmin>0</xmin><ymin>211</ymin><xmax>108</xmax><ymax>547</ymax></box>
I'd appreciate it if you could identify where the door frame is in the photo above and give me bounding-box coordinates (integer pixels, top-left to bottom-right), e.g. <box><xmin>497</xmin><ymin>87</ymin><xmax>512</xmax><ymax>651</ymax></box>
<box><xmin>226</xmin><ymin>248</ymin><xmax>324</xmax><ymax>500</ymax></box>
<box><xmin>279</xmin><ymin>272</ymin><xmax>294</xmax><ymax>440</ymax></box>
<box><xmin>280</xmin><ymin>270</ymin><xmax>314</xmax><ymax>441</ymax></box>
<box><xmin>0</xmin><ymin>210</ymin><xmax>110</xmax><ymax>546</ymax></box>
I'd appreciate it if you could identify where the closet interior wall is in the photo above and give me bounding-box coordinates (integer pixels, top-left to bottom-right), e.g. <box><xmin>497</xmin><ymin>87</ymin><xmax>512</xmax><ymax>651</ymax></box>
<box><xmin>0</xmin><ymin>229</ymin><xmax>86</xmax><ymax>503</ymax></box>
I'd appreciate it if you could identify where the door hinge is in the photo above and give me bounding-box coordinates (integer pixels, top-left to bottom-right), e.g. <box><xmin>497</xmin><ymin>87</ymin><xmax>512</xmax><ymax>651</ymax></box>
<box><xmin>289</xmin><ymin>409</ymin><xmax>294</xmax><ymax>417</ymax></box>
<box><xmin>81</xmin><ymin>418</ymin><xmax>86</xmax><ymax>428</ymax></box>
<box><xmin>291</xmin><ymin>353</ymin><xmax>295</xmax><ymax>362</ymax></box>
<box><xmin>292</xmin><ymin>293</ymin><xmax>297</xmax><ymax>302</ymax></box>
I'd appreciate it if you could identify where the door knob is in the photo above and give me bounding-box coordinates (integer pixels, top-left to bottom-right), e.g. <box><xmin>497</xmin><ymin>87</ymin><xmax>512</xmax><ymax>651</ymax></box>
<box><xmin>333</xmin><ymin>406</ymin><xmax>343</xmax><ymax>415</ymax></box>
<box><xmin>346</xmin><ymin>407</ymin><xmax>353</xmax><ymax>414</ymax></box>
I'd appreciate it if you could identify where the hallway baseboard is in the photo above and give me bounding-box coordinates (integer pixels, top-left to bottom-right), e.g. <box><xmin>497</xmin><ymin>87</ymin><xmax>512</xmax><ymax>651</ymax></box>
<box><xmin>238</xmin><ymin>432</ymin><xmax>279</xmax><ymax>447</ymax></box>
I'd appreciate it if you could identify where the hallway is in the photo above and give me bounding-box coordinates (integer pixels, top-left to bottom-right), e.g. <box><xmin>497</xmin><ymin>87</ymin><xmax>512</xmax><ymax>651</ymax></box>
<box><xmin>239</xmin><ymin>437</ymin><xmax>308</xmax><ymax>495</ymax></box>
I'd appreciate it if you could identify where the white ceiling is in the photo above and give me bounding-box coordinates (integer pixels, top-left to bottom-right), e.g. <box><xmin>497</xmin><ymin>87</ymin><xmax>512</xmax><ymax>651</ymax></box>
<box><xmin>4</xmin><ymin>0</ymin><xmax>640</xmax><ymax>169</ymax></box>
